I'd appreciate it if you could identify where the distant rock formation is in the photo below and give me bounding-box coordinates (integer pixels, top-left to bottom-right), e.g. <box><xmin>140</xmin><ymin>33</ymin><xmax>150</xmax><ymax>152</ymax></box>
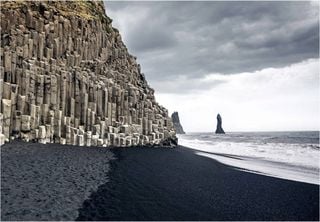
<box><xmin>0</xmin><ymin>1</ymin><xmax>177</xmax><ymax>147</ymax></box>
<box><xmin>215</xmin><ymin>114</ymin><xmax>225</xmax><ymax>134</ymax></box>
<box><xmin>171</xmin><ymin>112</ymin><xmax>185</xmax><ymax>134</ymax></box>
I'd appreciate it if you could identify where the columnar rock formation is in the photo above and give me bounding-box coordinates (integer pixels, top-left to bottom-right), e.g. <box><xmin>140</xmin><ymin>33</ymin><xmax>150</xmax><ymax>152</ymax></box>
<box><xmin>171</xmin><ymin>112</ymin><xmax>185</xmax><ymax>134</ymax></box>
<box><xmin>0</xmin><ymin>1</ymin><xmax>177</xmax><ymax>147</ymax></box>
<box><xmin>215</xmin><ymin>114</ymin><xmax>225</xmax><ymax>134</ymax></box>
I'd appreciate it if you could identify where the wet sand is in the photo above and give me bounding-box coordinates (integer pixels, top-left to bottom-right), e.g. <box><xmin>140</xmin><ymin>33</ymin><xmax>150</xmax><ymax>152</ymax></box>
<box><xmin>1</xmin><ymin>142</ymin><xmax>319</xmax><ymax>221</ymax></box>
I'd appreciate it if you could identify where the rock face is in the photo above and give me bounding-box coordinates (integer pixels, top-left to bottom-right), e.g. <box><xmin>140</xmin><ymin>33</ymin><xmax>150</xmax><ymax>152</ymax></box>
<box><xmin>0</xmin><ymin>1</ymin><xmax>177</xmax><ymax>147</ymax></box>
<box><xmin>215</xmin><ymin>114</ymin><xmax>225</xmax><ymax>134</ymax></box>
<box><xmin>171</xmin><ymin>112</ymin><xmax>185</xmax><ymax>134</ymax></box>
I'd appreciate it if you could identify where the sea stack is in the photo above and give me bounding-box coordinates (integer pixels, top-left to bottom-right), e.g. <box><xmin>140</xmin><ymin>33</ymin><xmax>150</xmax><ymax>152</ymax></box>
<box><xmin>215</xmin><ymin>114</ymin><xmax>225</xmax><ymax>134</ymax></box>
<box><xmin>0</xmin><ymin>1</ymin><xmax>177</xmax><ymax>147</ymax></box>
<box><xmin>171</xmin><ymin>112</ymin><xmax>185</xmax><ymax>134</ymax></box>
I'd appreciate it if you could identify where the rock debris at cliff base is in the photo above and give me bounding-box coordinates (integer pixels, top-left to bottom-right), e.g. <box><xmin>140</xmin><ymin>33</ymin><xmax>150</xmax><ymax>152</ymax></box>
<box><xmin>0</xmin><ymin>1</ymin><xmax>177</xmax><ymax>147</ymax></box>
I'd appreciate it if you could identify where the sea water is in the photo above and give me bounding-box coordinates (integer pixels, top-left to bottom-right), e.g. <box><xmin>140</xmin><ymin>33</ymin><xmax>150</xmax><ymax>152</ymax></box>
<box><xmin>178</xmin><ymin>131</ymin><xmax>320</xmax><ymax>185</ymax></box>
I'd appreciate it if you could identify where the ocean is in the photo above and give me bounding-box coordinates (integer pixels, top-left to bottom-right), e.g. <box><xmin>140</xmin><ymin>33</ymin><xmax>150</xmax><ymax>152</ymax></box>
<box><xmin>178</xmin><ymin>131</ymin><xmax>320</xmax><ymax>185</ymax></box>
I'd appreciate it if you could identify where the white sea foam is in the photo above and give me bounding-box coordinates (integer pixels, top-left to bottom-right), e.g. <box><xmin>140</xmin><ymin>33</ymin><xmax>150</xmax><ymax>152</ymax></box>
<box><xmin>178</xmin><ymin>133</ymin><xmax>320</xmax><ymax>185</ymax></box>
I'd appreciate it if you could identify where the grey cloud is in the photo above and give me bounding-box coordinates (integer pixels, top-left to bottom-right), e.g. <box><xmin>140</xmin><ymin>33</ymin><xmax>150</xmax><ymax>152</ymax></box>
<box><xmin>105</xmin><ymin>1</ymin><xmax>319</xmax><ymax>93</ymax></box>
<box><xmin>152</xmin><ymin>77</ymin><xmax>227</xmax><ymax>94</ymax></box>
<box><xmin>127</xmin><ymin>23</ymin><xmax>177</xmax><ymax>52</ymax></box>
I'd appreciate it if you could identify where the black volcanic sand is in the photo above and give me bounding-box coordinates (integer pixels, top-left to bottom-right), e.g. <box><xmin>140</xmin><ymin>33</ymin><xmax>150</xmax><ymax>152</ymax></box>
<box><xmin>1</xmin><ymin>140</ymin><xmax>115</xmax><ymax>221</ymax></box>
<box><xmin>1</xmin><ymin>142</ymin><xmax>319</xmax><ymax>221</ymax></box>
<box><xmin>77</xmin><ymin>146</ymin><xmax>319</xmax><ymax>221</ymax></box>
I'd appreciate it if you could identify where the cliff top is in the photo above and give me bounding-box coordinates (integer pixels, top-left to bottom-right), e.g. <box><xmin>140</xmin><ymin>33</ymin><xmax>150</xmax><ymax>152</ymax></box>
<box><xmin>1</xmin><ymin>0</ymin><xmax>111</xmax><ymax>22</ymax></box>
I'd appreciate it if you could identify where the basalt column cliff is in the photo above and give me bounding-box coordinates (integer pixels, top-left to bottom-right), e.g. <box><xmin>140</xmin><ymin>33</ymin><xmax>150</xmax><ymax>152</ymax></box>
<box><xmin>0</xmin><ymin>1</ymin><xmax>177</xmax><ymax>147</ymax></box>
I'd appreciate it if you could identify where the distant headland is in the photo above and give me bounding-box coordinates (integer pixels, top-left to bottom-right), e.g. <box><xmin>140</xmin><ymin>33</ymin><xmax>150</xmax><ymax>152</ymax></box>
<box><xmin>171</xmin><ymin>111</ymin><xmax>185</xmax><ymax>134</ymax></box>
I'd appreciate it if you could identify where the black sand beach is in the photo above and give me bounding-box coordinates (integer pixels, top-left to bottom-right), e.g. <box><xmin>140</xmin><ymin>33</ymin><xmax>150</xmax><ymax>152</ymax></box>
<box><xmin>1</xmin><ymin>141</ymin><xmax>114</xmax><ymax>221</ymax></box>
<box><xmin>1</xmin><ymin>142</ymin><xmax>319</xmax><ymax>221</ymax></box>
<box><xmin>77</xmin><ymin>146</ymin><xmax>319</xmax><ymax>221</ymax></box>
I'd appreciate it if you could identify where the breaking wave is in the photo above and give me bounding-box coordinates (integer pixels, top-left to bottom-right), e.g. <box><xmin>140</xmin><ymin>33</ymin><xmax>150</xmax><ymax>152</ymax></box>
<box><xmin>179</xmin><ymin>131</ymin><xmax>320</xmax><ymax>185</ymax></box>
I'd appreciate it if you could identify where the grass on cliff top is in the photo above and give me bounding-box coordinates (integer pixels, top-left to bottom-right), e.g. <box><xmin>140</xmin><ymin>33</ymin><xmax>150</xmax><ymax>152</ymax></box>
<box><xmin>52</xmin><ymin>1</ymin><xmax>106</xmax><ymax>20</ymax></box>
<box><xmin>1</xmin><ymin>0</ymin><xmax>111</xmax><ymax>23</ymax></box>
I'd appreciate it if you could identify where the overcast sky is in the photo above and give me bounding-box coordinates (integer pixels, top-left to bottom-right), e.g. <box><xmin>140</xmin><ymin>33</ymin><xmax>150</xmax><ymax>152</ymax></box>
<box><xmin>105</xmin><ymin>1</ymin><xmax>319</xmax><ymax>132</ymax></box>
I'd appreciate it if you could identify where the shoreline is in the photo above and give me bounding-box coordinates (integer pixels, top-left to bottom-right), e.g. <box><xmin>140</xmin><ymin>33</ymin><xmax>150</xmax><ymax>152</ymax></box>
<box><xmin>178</xmin><ymin>132</ymin><xmax>320</xmax><ymax>185</ymax></box>
<box><xmin>77</xmin><ymin>145</ymin><xmax>319</xmax><ymax>221</ymax></box>
<box><xmin>1</xmin><ymin>141</ymin><xmax>319</xmax><ymax>221</ymax></box>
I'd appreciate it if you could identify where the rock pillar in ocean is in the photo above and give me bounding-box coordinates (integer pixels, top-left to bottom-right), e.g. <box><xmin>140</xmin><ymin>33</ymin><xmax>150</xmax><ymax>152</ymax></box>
<box><xmin>171</xmin><ymin>112</ymin><xmax>185</xmax><ymax>134</ymax></box>
<box><xmin>215</xmin><ymin>114</ymin><xmax>225</xmax><ymax>134</ymax></box>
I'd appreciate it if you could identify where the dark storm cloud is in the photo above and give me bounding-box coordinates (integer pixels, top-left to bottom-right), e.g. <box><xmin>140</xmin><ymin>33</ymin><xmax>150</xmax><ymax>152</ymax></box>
<box><xmin>128</xmin><ymin>24</ymin><xmax>177</xmax><ymax>52</ymax></box>
<box><xmin>105</xmin><ymin>1</ymin><xmax>319</xmax><ymax>93</ymax></box>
